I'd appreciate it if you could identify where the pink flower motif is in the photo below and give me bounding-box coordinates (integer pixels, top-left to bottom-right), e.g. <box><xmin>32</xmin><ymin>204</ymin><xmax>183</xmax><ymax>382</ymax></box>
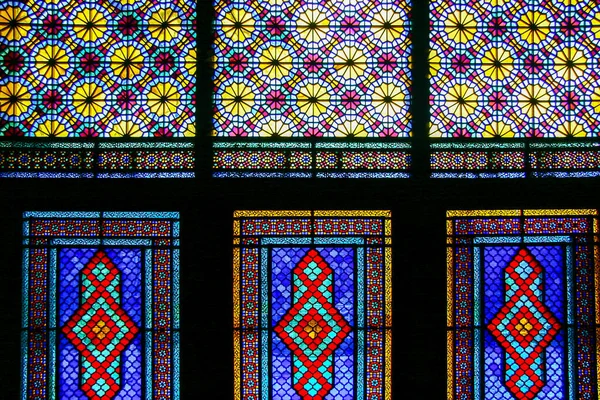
<box><xmin>229</xmin><ymin>53</ymin><xmax>248</xmax><ymax>72</ymax></box>
<box><xmin>118</xmin><ymin>15</ymin><xmax>138</xmax><ymax>36</ymax></box>
<box><xmin>489</xmin><ymin>91</ymin><xmax>506</xmax><ymax>111</ymax></box>
<box><xmin>43</xmin><ymin>90</ymin><xmax>62</xmax><ymax>110</ymax></box>
<box><xmin>43</xmin><ymin>15</ymin><xmax>62</xmax><ymax>35</ymax></box>
<box><xmin>80</xmin><ymin>128</ymin><xmax>98</xmax><ymax>137</ymax></box>
<box><xmin>561</xmin><ymin>17</ymin><xmax>579</xmax><ymax>36</ymax></box>
<box><xmin>80</xmin><ymin>52</ymin><xmax>100</xmax><ymax>73</ymax></box>
<box><xmin>561</xmin><ymin>92</ymin><xmax>579</xmax><ymax>111</ymax></box>
<box><xmin>341</xmin><ymin>90</ymin><xmax>360</xmax><ymax>110</ymax></box>
<box><xmin>340</xmin><ymin>16</ymin><xmax>359</xmax><ymax>35</ymax></box>
<box><xmin>266</xmin><ymin>16</ymin><xmax>285</xmax><ymax>35</ymax></box>
<box><xmin>526</xmin><ymin>128</ymin><xmax>544</xmax><ymax>138</ymax></box>
<box><xmin>266</xmin><ymin>90</ymin><xmax>285</xmax><ymax>110</ymax></box>
<box><xmin>379</xmin><ymin>127</ymin><xmax>398</xmax><ymax>137</ymax></box>
<box><xmin>305</xmin><ymin>127</ymin><xmax>323</xmax><ymax>137</ymax></box>
<box><xmin>5</xmin><ymin>126</ymin><xmax>24</xmax><ymax>136</ymax></box>
<box><xmin>117</xmin><ymin>90</ymin><xmax>136</xmax><ymax>110</ymax></box>
<box><xmin>154</xmin><ymin>127</ymin><xmax>173</xmax><ymax>137</ymax></box>
<box><xmin>231</xmin><ymin>127</ymin><xmax>247</xmax><ymax>137</ymax></box>
<box><xmin>488</xmin><ymin>17</ymin><xmax>506</xmax><ymax>37</ymax></box>
<box><xmin>377</xmin><ymin>53</ymin><xmax>397</xmax><ymax>73</ymax></box>
<box><xmin>451</xmin><ymin>54</ymin><xmax>470</xmax><ymax>74</ymax></box>
<box><xmin>155</xmin><ymin>52</ymin><xmax>175</xmax><ymax>72</ymax></box>
<box><xmin>453</xmin><ymin>128</ymin><xmax>471</xmax><ymax>138</ymax></box>
<box><xmin>524</xmin><ymin>55</ymin><xmax>543</xmax><ymax>74</ymax></box>
<box><xmin>304</xmin><ymin>54</ymin><xmax>322</xmax><ymax>73</ymax></box>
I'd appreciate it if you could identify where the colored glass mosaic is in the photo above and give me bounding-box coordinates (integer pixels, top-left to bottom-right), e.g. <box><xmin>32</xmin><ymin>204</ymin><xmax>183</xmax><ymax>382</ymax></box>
<box><xmin>213</xmin><ymin>0</ymin><xmax>412</xmax><ymax>177</ymax></box>
<box><xmin>0</xmin><ymin>0</ymin><xmax>195</xmax><ymax>177</ymax></box>
<box><xmin>22</xmin><ymin>211</ymin><xmax>180</xmax><ymax>399</ymax></box>
<box><xmin>430</xmin><ymin>1</ymin><xmax>600</xmax><ymax>177</ymax></box>
<box><xmin>233</xmin><ymin>210</ymin><xmax>392</xmax><ymax>399</ymax></box>
<box><xmin>447</xmin><ymin>209</ymin><xmax>600</xmax><ymax>400</ymax></box>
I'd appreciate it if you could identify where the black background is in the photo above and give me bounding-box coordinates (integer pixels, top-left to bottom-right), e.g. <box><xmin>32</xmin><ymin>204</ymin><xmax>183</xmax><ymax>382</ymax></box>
<box><xmin>1</xmin><ymin>0</ymin><xmax>600</xmax><ymax>398</ymax></box>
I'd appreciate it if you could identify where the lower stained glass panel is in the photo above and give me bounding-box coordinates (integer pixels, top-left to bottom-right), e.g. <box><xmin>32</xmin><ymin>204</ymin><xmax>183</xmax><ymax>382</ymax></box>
<box><xmin>447</xmin><ymin>209</ymin><xmax>600</xmax><ymax>400</ymax></box>
<box><xmin>234</xmin><ymin>210</ymin><xmax>392</xmax><ymax>399</ymax></box>
<box><xmin>22</xmin><ymin>211</ymin><xmax>180</xmax><ymax>400</ymax></box>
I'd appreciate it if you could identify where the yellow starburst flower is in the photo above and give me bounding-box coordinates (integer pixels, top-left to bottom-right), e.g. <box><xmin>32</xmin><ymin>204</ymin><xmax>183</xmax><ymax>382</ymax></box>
<box><xmin>297</xmin><ymin>84</ymin><xmax>330</xmax><ymax>116</ymax></box>
<box><xmin>371</xmin><ymin>9</ymin><xmax>403</xmax><ymax>42</ymax></box>
<box><xmin>554</xmin><ymin>47</ymin><xmax>587</xmax><ymax>80</ymax></box>
<box><xmin>0</xmin><ymin>82</ymin><xmax>31</xmax><ymax>117</ymax></box>
<box><xmin>109</xmin><ymin>120</ymin><xmax>143</xmax><ymax>137</ymax></box>
<box><xmin>482</xmin><ymin>121</ymin><xmax>515</xmax><ymax>138</ymax></box>
<box><xmin>0</xmin><ymin>5</ymin><xmax>31</xmax><ymax>41</ymax></box>
<box><xmin>147</xmin><ymin>82</ymin><xmax>181</xmax><ymax>116</ymax></box>
<box><xmin>148</xmin><ymin>7</ymin><xmax>182</xmax><ymax>42</ymax></box>
<box><xmin>222</xmin><ymin>82</ymin><xmax>255</xmax><ymax>116</ymax></box>
<box><xmin>34</xmin><ymin>119</ymin><xmax>69</xmax><ymax>137</ymax></box>
<box><xmin>445</xmin><ymin>10</ymin><xmax>476</xmax><ymax>44</ymax></box>
<box><xmin>73</xmin><ymin>7</ymin><xmax>107</xmax><ymax>42</ymax></box>
<box><xmin>518</xmin><ymin>84</ymin><xmax>549</xmax><ymax>118</ymax></box>
<box><xmin>110</xmin><ymin>45</ymin><xmax>143</xmax><ymax>79</ymax></box>
<box><xmin>333</xmin><ymin>46</ymin><xmax>366</xmax><ymax>80</ymax></box>
<box><xmin>73</xmin><ymin>83</ymin><xmax>106</xmax><ymax>117</ymax></box>
<box><xmin>372</xmin><ymin>83</ymin><xmax>405</xmax><ymax>116</ymax></box>
<box><xmin>446</xmin><ymin>84</ymin><xmax>478</xmax><ymax>117</ymax></box>
<box><xmin>556</xmin><ymin>121</ymin><xmax>586</xmax><ymax>137</ymax></box>
<box><xmin>222</xmin><ymin>8</ymin><xmax>254</xmax><ymax>42</ymax></box>
<box><xmin>482</xmin><ymin>47</ymin><xmax>513</xmax><ymax>80</ymax></box>
<box><xmin>517</xmin><ymin>11</ymin><xmax>549</xmax><ymax>45</ymax></box>
<box><xmin>258</xmin><ymin>46</ymin><xmax>291</xmax><ymax>80</ymax></box>
<box><xmin>35</xmin><ymin>45</ymin><xmax>69</xmax><ymax>79</ymax></box>
<box><xmin>336</xmin><ymin>120</ymin><xmax>368</xmax><ymax>137</ymax></box>
<box><xmin>297</xmin><ymin>9</ymin><xmax>329</xmax><ymax>42</ymax></box>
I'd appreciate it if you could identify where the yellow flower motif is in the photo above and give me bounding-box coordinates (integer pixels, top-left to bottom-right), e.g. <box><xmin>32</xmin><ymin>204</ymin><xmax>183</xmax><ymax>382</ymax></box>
<box><xmin>258</xmin><ymin>46</ymin><xmax>291</xmax><ymax>79</ymax></box>
<box><xmin>592</xmin><ymin>14</ymin><xmax>600</xmax><ymax>40</ymax></box>
<box><xmin>0</xmin><ymin>82</ymin><xmax>31</xmax><ymax>117</ymax></box>
<box><xmin>592</xmin><ymin>87</ymin><xmax>600</xmax><ymax>113</ymax></box>
<box><xmin>34</xmin><ymin>120</ymin><xmax>69</xmax><ymax>137</ymax></box>
<box><xmin>0</xmin><ymin>5</ymin><xmax>31</xmax><ymax>41</ymax></box>
<box><xmin>556</xmin><ymin>122</ymin><xmax>586</xmax><ymax>137</ymax></box>
<box><xmin>297</xmin><ymin>8</ymin><xmax>329</xmax><ymax>42</ymax></box>
<box><xmin>372</xmin><ymin>83</ymin><xmax>405</xmax><ymax>116</ymax></box>
<box><xmin>517</xmin><ymin>11</ymin><xmax>549</xmax><ymax>45</ymax></box>
<box><xmin>555</xmin><ymin>47</ymin><xmax>587</xmax><ymax>80</ymax></box>
<box><xmin>110</xmin><ymin>45</ymin><xmax>143</xmax><ymax>79</ymax></box>
<box><xmin>518</xmin><ymin>84</ymin><xmax>549</xmax><ymax>118</ymax></box>
<box><xmin>148</xmin><ymin>7</ymin><xmax>182</xmax><ymax>42</ymax></box>
<box><xmin>109</xmin><ymin>120</ymin><xmax>143</xmax><ymax>137</ymax></box>
<box><xmin>371</xmin><ymin>9</ymin><xmax>403</xmax><ymax>42</ymax></box>
<box><xmin>445</xmin><ymin>10</ymin><xmax>476</xmax><ymax>44</ymax></box>
<box><xmin>482</xmin><ymin>47</ymin><xmax>513</xmax><ymax>80</ymax></box>
<box><xmin>222</xmin><ymin>8</ymin><xmax>254</xmax><ymax>42</ymax></box>
<box><xmin>73</xmin><ymin>7</ymin><xmax>107</xmax><ymax>42</ymax></box>
<box><xmin>73</xmin><ymin>83</ymin><xmax>106</xmax><ymax>117</ymax></box>
<box><xmin>34</xmin><ymin>45</ymin><xmax>69</xmax><ymax>79</ymax></box>
<box><xmin>429</xmin><ymin>49</ymin><xmax>441</xmax><ymax>77</ymax></box>
<box><xmin>482</xmin><ymin>121</ymin><xmax>515</xmax><ymax>138</ymax></box>
<box><xmin>260</xmin><ymin>119</ymin><xmax>292</xmax><ymax>137</ymax></box>
<box><xmin>333</xmin><ymin>46</ymin><xmax>366</xmax><ymax>79</ymax></box>
<box><xmin>147</xmin><ymin>82</ymin><xmax>181</xmax><ymax>116</ymax></box>
<box><xmin>336</xmin><ymin>120</ymin><xmax>368</xmax><ymax>137</ymax></box>
<box><xmin>222</xmin><ymin>82</ymin><xmax>254</xmax><ymax>116</ymax></box>
<box><xmin>297</xmin><ymin>84</ymin><xmax>330</xmax><ymax>116</ymax></box>
<box><xmin>446</xmin><ymin>84</ymin><xmax>478</xmax><ymax>117</ymax></box>
<box><xmin>184</xmin><ymin>47</ymin><xmax>196</xmax><ymax>76</ymax></box>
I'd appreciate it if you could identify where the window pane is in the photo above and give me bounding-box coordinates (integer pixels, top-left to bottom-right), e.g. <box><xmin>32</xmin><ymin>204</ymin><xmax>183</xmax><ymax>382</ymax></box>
<box><xmin>213</xmin><ymin>1</ymin><xmax>412</xmax><ymax>178</ymax></box>
<box><xmin>22</xmin><ymin>211</ymin><xmax>180</xmax><ymax>398</ymax></box>
<box><xmin>447</xmin><ymin>209</ymin><xmax>600</xmax><ymax>399</ymax></box>
<box><xmin>234</xmin><ymin>210</ymin><xmax>392</xmax><ymax>398</ymax></box>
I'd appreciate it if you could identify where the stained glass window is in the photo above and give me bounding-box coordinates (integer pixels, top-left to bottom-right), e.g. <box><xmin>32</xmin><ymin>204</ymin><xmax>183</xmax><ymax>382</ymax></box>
<box><xmin>22</xmin><ymin>211</ymin><xmax>180</xmax><ymax>398</ymax></box>
<box><xmin>430</xmin><ymin>1</ymin><xmax>600</xmax><ymax>177</ymax></box>
<box><xmin>0</xmin><ymin>1</ymin><xmax>195</xmax><ymax>178</ymax></box>
<box><xmin>447</xmin><ymin>209</ymin><xmax>600</xmax><ymax>399</ymax></box>
<box><xmin>233</xmin><ymin>210</ymin><xmax>392</xmax><ymax>399</ymax></box>
<box><xmin>213</xmin><ymin>1</ymin><xmax>412</xmax><ymax>178</ymax></box>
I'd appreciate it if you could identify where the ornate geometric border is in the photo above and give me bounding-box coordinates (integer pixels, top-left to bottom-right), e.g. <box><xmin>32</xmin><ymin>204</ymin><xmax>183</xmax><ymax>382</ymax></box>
<box><xmin>446</xmin><ymin>209</ymin><xmax>600</xmax><ymax>399</ymax></box>
<box><xmin>21</xmin><ymin>211</ymin><xmax>180</xmax><ymax>399</ymax></box>
<box><xmin>233</xmin><ymin>210</ymin><xmax>392</xmax><ymax>399</ymax></box>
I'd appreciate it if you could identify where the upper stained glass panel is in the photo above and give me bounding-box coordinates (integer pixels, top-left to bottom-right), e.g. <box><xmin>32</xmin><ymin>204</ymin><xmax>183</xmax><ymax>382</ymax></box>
<box><xmin>213</xmin><ymin>0</ymin><xmax>412</xmax><ymax>178</ymax></box>
<box><xmin>0</xmin><ymin>0</ymin><xmax>196</xmax><ymax>178</ymax></box>
<box><xmin>430</xmin><ymin>0</ymin><xmax>600</xmax><ymax>177</ymax></box>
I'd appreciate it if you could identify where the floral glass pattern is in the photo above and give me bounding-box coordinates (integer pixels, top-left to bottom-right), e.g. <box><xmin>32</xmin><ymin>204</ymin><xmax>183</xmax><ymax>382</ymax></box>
<box><xmin>233</xmin><ymin>210</ymin><xmax>392</xmax><ymax>399</ymax></box>
<box><xmin>21</xmin><ymin>211</ymin><xmax>180</xmax><ymax>399</ymax></box>
<box><xmin>0</xmin><ymin>1</ymin><xmax>195</xmax><ymax>177</ymax></box>
<box><xmin>447</xmin><ymin>209</ymin><xmax>600</xmax><ymax>399</ymax></box>
<box><xmin>213</xmin><ymin>1</ymin><xmax>412</xmax><ymax>178</ymax></box>
<box><xmin>430</xmin><ymin>1</ymin><xmax>600</xmax><ymax>177</ymax></box>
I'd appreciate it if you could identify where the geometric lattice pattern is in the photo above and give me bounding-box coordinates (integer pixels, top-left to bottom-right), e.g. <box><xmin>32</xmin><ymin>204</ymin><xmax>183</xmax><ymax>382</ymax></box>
<box><xmin>447</xmin><ymin>209</ymin><xmax>600</xmax><ymax>400</ymax></box>
<box><xmin>213</xmin><ymin>1</ymin><xmax>412</xmax><ymax>177</ymax></box>
<box><xmin>487</xmin><ymin>249</ymin><xmax>561</xmax><ymax>400</ymax></box>
<box><xmin>274</xmin><ymin>249</ymin><xmax>351</xmax><ymax>399</ymax></box>
<box><xmin>234</xmin><ymin>210</ymin><xmax>392</xmax><ymax>400</ymax></box>
<box><xmin>62</xmin><ymin>250</ymin><xmax>139</xmax><ymax>400</ymax></box>
<box><xmin>22</xmin><ymin>211</ymin><xmax>180</xmax><ymax>400</ymax></box>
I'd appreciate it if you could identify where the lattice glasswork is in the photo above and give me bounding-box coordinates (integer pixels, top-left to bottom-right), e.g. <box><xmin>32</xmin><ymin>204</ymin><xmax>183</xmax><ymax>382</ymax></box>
<box><xmin>0</xmin><ymin>1</ymin><xmax>195</xmax><ymax>177</ymax></box>
<box><xmin>447</xmin><ymin>209</ymin><xmax>600</xmax><ymax>399</ymax></box>
<box><xmin>22</xmin><ymin>211</ymin><xmax>180</xmax><ymax>399</ymax></box>
<box><xmin>213</xmin><ymin>1</ymin><xmax>412</xmax><ymax>178</ymax></box>
<box><xmin>233</xmin><ymin>210</ymin><xmax>392</xmax><ymax>399</ymax></box>
<box><xmin>430</xmin><ymin>1</ymin><xmax>600</xmax><ymax>177</ymax></box>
